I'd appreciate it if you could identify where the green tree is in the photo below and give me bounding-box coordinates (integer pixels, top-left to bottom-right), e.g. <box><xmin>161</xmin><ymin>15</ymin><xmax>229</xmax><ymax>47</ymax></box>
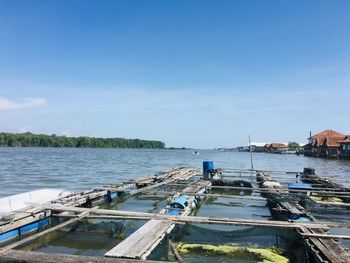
<box><xmin>288</xmin><ymin>142</ymin><xmax>300</xmax><ymax>150</ymax></box>
<box><xmin>0</xmin><ymin>132</ymin><xmax>165</xmax><ymax>149</ymax></box>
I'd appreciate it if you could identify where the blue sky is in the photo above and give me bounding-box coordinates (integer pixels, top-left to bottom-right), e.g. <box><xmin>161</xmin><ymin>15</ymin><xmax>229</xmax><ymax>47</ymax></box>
<box><xmin>1</xmin><ymin>1</ymin><xmax>350</xmax><ymax>148</ymax></box>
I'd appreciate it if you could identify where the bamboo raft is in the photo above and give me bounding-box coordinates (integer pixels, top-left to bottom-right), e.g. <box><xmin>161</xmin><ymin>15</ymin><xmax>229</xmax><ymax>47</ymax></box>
<box><xmin>0</xmin><ymin>166</ymin><xmax>350</xmax><ymax>263</ymax></box>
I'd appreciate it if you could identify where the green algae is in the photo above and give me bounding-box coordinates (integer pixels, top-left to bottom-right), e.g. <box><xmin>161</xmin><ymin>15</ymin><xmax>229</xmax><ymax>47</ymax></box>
<box><xmin>177</xmin><ymin>243</ymin><xmax>289</xmax><ymax>263</ymax></box>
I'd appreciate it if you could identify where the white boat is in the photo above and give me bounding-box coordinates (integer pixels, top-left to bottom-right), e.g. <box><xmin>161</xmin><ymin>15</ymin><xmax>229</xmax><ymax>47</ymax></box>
<box><xmin>0</xmin><ymin>189</ymin><xmax>71</xmax><ymax>216</ymax></box>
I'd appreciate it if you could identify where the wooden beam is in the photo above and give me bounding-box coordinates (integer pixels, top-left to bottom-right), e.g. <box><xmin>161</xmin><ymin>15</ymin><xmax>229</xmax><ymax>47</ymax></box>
<box><xmin>0</xmin><ymin>249</ymin><xmax>167</xmax><ymax>263</ymax></box>
<box><xmin>169</xmin><ymin>241</ymin><xmax>185</xmax><ymax>263</ymax></box>
<box><xmin>105</xmin><ymin>220</ymin><xmax>174</xmax><ymax>259</ymax></box>
<box><xmin>52</xmin><ymin>214</ymin><xmax>350</xmax><ymax>229</ymax></box>
<box><xmin>45</xmin><ymin>205</ymin><xmax>327</xmax><ymax>229</ymax></box>
<box><xmin>299</xmin><ymin>227</ymin><xmax>350</xmax><ymax>263</ymax></box>
<box><xmin>0</xmin><ymin>207</ymin><xmax>98</xmax><ymax>252</ymax></box>
<box><xmin>0</xmin><ymin>210</ymin><xmax>50</xmax><ymax>234</ymax></box>
<box><xmin>166</xmin><ymin>183</ymin><xmax>350</xmax><ymax>196</ymax></box>
<box><xmin>105</xmin><ymin>179</ymin><xmax>208</xmax><ymax>260</ymax></box>
<box><xmin>129</xmin><ymin>168</ymin><xmax>200</xmax><ymax>195</ymax></box>
<box><xmin>144</xmin><ymin>191</ymin><xmax>267</xmax><ymax>201</ymax></box>
<box><xmin>300</xmin><ymin>233</ymin><xmax>350</xmax><ymax>240</ymax></box>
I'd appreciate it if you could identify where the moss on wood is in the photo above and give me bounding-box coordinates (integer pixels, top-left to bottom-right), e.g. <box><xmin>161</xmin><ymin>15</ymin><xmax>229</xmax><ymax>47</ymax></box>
<box><xmin>177</xmin><ymin>243</ymin><xmax>289</xmax><ymax>263</ymax></box>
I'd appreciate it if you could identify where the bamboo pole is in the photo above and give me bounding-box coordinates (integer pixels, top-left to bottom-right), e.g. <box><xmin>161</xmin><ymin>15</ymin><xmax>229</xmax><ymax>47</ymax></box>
<box><xmin>300</xmin><ymin>233</ymin><xmax>350</xmax><ymax>240</ymax></box>
<box><xmin>144</xmin><ymin>191</ymin><xmax>267</xmax><ymax>201</ymax></box>
<box><xmin>169</xmin><ymin>241</ymin><xmax>185</xmax><ymax>263</ymax></box>
<box><xmin>166</xmin><ymin>183</ymin><xmax>350</xmax><ymax>197</ymax></box>
<box><xmin>44</xmin><ymin>205</ymin><xmax>327</xmax><ymax>229</ymax></box>
<box><xmin>51</xmin><ymin>214</ymin><xmax>350</xmax><ymax>229</ymax></box>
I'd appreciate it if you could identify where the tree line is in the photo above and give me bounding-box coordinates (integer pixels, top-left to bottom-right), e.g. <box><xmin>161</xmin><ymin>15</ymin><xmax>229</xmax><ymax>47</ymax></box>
<box><xmin>0</xmin><ymin>132</ymin><xmax>165</xmax><ymax>149</ymax></box>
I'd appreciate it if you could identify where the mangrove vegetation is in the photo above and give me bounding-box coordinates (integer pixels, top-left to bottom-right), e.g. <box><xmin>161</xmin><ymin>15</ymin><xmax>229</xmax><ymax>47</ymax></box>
<box><xmin>0</xmin><ymin>132</ymin><xmax>165</xmax><ymax>149</ymax></box>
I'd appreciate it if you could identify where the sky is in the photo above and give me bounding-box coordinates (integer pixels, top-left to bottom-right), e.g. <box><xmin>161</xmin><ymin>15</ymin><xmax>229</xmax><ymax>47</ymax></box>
<box><xmin>0</xmin><ymin>0</ymin><xmax>350</xmax><ymax>148</ymax></box>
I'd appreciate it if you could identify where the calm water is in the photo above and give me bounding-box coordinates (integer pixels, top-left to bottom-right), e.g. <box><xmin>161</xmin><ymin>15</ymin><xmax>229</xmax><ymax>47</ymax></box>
<box><xmin>4</xmin><ymin>147</ymin><xmax>350</xmax><ymax>262</ymax></box>
<box><xmin>1</xmin><ymin>147</ymin><xmax>350</xmax><ymax>198</ymax></box>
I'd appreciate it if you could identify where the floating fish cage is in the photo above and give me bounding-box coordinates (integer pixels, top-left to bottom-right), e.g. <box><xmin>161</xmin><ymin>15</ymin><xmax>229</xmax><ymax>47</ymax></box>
<box><xmin>1</xmin><ymin>165</ymin><xmax>350</xmax><ymax>263</ymax></box>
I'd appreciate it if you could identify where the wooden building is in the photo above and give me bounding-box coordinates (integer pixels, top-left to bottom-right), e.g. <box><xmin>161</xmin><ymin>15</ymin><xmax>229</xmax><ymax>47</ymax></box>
<box><xmin>338</xmin><ymin>136</ymin><xmax>350</xmax><ymax>160</ymax></box>
<box><xmin>264</xmin><ymin>143</ymin><xmax>288</xmax><ymax>153</ymax></box>
<box><xmin>304</xmin><ymin>129</ymin><xmax>349</xmax><ymax>158</ymax></box>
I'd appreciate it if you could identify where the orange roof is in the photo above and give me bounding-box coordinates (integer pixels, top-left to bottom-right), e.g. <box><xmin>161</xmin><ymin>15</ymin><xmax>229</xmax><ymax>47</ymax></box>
<box><xmin>309</xmin><ymin>129</ymin><xmax>345</xmax><ymax>147</ymax></box>
<box><xmin>337</xmin><ymin>136</ymin><xmax>350</xmax><ymax>143</ymax></box>
<box><xmin>325</xmin><ymin>137</ymin><xmax>344</xmax><ymax>147</ymax></box>
<box><xmin>309</xmin><ymin>129</ymin><xmax>344</xmax><ymax>140</ymax></box>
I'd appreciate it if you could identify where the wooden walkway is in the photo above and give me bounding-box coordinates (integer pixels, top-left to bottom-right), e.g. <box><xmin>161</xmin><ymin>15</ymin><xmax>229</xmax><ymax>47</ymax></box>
<box><xmin>105</xmin><ymin>180</ymin><xmax>210</xmax><ymax>259</ymax></box>
<box><xmin>256</xmin><ymin>171</ymin><xmax>350</xmax><ymax>263</ymax></box>
<box><xmin>0</xmin><ymin>167</ymin><xmax>199</xmax><ymax>240</ymax></box>
<box><xmin>105</xmin><ymin>220</ymin><xmax>173</xmax><ymax>259</ymax></box>
<box><xmin>0</xmin><ymin>249</ymin><xmax>167</xmax><ymax>263</ymax></box>
<box><xmin>1</xmin><ymin>167</ymin><xmax>350</xmax><ymax>263</ymax></box>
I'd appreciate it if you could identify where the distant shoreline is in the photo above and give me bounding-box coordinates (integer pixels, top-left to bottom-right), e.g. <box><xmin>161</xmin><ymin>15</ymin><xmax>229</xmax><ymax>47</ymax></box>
<box><xmin>0</xmin><ymin>132</ymin><xmax>165</xmax><ymax>149</ymax></box>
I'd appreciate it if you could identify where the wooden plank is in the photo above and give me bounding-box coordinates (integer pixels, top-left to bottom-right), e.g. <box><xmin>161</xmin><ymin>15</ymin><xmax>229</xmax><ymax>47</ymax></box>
<box><xmin>52</xmin><ymin>214</ymin><xmax>350</xmax><ymax>229</ymax></box>
<box><xmin>45</xmin><ymin>205</ymin><xmax>328</xmax><ymax>229</ymax></box>
<box><xmin>105</xmin><ymin>220</ymin><xmax>173</xmax><ymax>259</ymax></box>
<box><xmin>300</xmin><ymin>227</ymin><xmax>350</xmax><ymax>263</ymax></box>
<box><xmin>106</xmin><ymin>179</ymin><xmax>206</xmax><ymax>259</ymax></box>
<box><xmin>0</xmin><ymin>207</ymin><xmax>98</xmax><ymax>252</ymax></box>
<box><xmin>0</xmin><ymin>210</ymin><xmax>50</xmax><ymax>234</ymax></box>
<box><xmin>258</xmin><ymin>171</ymin><xmax>350</xmax><ymax>263</ymax></box>
<box><xmin>169</xmin><ymin>241</ymin><xmax>185</xmax><ymax>263</ymax></box>
<box><xmin>129</xmin><ymin>169</ymin><xmax>200</xmax><ymax>195</ymax></box>
<box><xmin>167</xmin><ymin>183</ymin><xmax>350</xmax><ymax>196</ymax></box>
<box><xmin>279</xmin><ymin>202</ymin><xmax>303</xmax><ymax>215</ymax></box>
<box><xmin>144</xmin><ymin>191</ymin><xmax>266</xmax><ymax>201</ymax></box>
<box><xmin>0</xmin><ymin>249</ymin><xmax>167</xmax><ymax>263</ymax></box>
<box><xmin>300</xmin><ymin>233</ymin><xmax>350</xmax><ymax>240</ymax></box>
<box><xmin>0</xmin><ymin>207</ymin><xmax>44</xmax><ymax>226</ymax></box>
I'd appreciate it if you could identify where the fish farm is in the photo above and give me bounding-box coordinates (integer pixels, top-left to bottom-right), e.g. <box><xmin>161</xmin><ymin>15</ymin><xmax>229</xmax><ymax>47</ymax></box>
<box><xmin>0</xmin><ymin>162</ymin><xmax>350</xmax><ymax>263</ymax></box>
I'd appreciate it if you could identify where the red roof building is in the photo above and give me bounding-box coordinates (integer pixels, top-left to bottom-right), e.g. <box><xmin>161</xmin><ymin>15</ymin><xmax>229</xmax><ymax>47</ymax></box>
<box><xmin>265</xmin><ymin>143</ymin><xmax>288</xmax><ymax>153</ymax></box>
<box><xmin>304</xmin><ymin>129</ymin><xmax>347</xmax><ymax>158</ymax></box>
<box><xmin>337</xmin><ymin>136</ymin><xmax>350</xmax><ymax>160</ymax></box>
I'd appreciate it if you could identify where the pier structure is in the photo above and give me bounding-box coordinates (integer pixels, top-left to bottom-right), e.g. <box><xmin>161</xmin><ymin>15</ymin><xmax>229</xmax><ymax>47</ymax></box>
<box><xmin>256</xmin><ymin>171</ymin><xmax>350</xmax><ymax>263</ymax></box>
<box><xmin>0</xmin><ymin>166</ymin><xmax>350</xmax><ymax>262</ymax></box>
<box><xmin>105</xmin><ymin>180</ymin><xmax>210</xmax><ymax>259</ymax></box>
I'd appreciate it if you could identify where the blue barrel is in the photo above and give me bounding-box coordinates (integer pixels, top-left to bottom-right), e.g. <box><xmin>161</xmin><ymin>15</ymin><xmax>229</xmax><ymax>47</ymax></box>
<box><xmin>203</xmin><ymin>161</ymin><xmax>214</xmax><ymax>173</ymax></box>
<box><xmin>169</xmin><ymin>195</ymin><xmax>189</xmax><ymax>209</ymax></box>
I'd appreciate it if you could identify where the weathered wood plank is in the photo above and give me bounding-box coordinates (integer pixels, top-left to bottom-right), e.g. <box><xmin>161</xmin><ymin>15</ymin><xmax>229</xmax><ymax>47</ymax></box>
<box><xmin>300</xmin><ymin>232</ymin><xmax>350</xmax><ymax>240</ymax></box>
<box><xmin>44</xmin><ymin>205</ymin><xmax>329</xmax><ymax>229</ymax></box>
<box><xmin>0</xmin><ymin>207</ymin><xmax>98</xmax><ymax>251</ymax></box>
<box><xmin>129</xmin><ymin>168</ymin><xmax>200</xmax><ymax>195</ymax></box>
<box><xmin>167</xmin><ymin>183</ymin><xmax>350</xmax><ymax>196</ymax></box>
<box><xmin>0</xmin><ymin>210</ymin><xmax>50</xmax><ymax>234</ymax></box>
<box><xmin>105</xmin><ymin>178</ymin><xmax>206</xmax><ymax>260</ymax></box>
<box><xmin>0</xmin><ymin>167</ymin><xmax>197</xmax><ymax>240</ymax></box>
<box><xmin>144</xmin><ymin>191</ymin><xmax>266</xmax><ymax>201</ymax></box>
<box><xmin>0</xmin><ymin>249</ymin><xmax>167</xmax><ymax>263</ymax></box>
<box><xmin>258</xmin><ymin>171</ymin><xmax>350</xmax><ymax>263</ymax></box>
<box><xmin>52</xmin><ymin>214</ymin><xmax>350</xmax><ymax>229</ymax></box>
<box><xmin>300</xmin><ymin>227</ymin><xmax>350</xmax><ymax>263</ymax></box>
<box><xmin>105</xmin><ymin>220</ymin><xmax>173</xmax><ymax>258</ymax></box>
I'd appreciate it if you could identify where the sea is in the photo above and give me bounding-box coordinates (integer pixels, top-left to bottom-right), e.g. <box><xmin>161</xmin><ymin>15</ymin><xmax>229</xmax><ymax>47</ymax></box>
<box><xmin>1</xmin><ymin>147</ymin><xmax>350</xmax><ymax>261</ymax></box>
<box><xmin>1</xmin><ymin>147</ymin><xmax>350</xmax><ymax>198</ymax></box>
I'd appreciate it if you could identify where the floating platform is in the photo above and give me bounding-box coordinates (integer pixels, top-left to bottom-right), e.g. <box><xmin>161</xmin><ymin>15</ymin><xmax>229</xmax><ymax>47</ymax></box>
<box><xmin>0</xmin><ymin>166</ymin><xmax>349</xmax><ymax>263</ymax></box>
